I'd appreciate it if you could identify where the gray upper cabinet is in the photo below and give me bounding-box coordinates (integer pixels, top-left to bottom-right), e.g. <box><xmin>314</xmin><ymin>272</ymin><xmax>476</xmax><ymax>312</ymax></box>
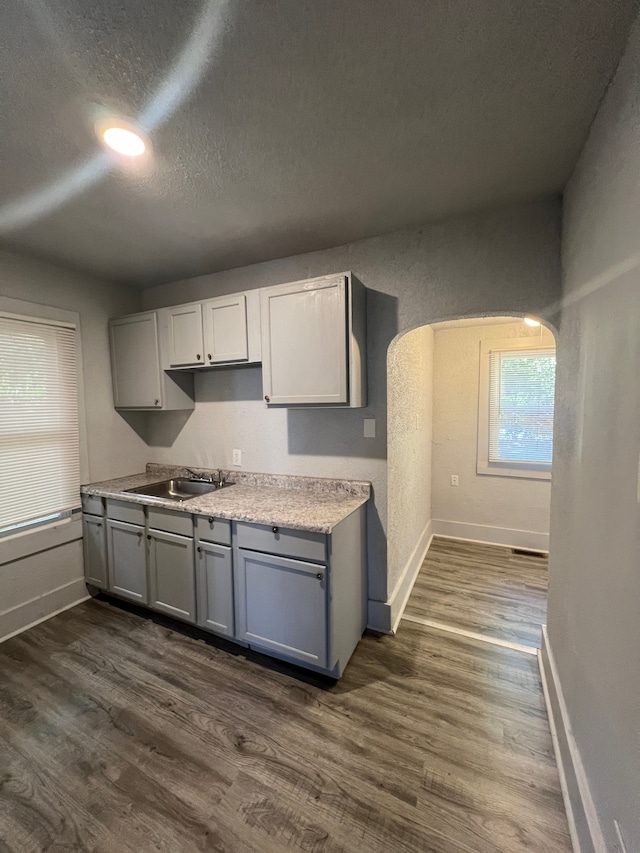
<box><xmin>203</xmin><ymin>294</ymin><xmax>248</xmax><ymax>364</ymax></box>
<box><xmin>160</xmin><ymin>290</ymin><xmax>261</xmax><ymax>371</ymax></box>
<box><xmin>109</xmin><ymin>311</ymin><xmax>194</xmax><ymax>411</ymax></box>
<box><xmin>260</xmin><ymin>272</ymin><xmax>366</xmax><ymax>407</ymax></box>
<box><xmin>167</xmin><ymin>303</ymin><xmax>205</xmax><ymax>367</ymax></box>
<box><xmin>110</xmin><ymin>312</ymin><xmax>163</xmax><ymax>408</ymax></box>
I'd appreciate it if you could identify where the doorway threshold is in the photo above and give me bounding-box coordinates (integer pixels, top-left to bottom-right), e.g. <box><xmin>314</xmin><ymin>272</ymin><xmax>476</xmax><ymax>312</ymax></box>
<box><xmin>402</xmin><ymin>613</ymin><xmax>538</xmax><ymax>655</ymax></box>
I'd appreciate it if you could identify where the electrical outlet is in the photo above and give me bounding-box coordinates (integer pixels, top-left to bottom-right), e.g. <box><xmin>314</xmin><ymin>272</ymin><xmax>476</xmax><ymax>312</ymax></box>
<box><xmin>450</xmin><ymin>474</ymin><xmax>459</xmax><ymax>487</ymax></box>
<box><xmin>232</xmin><ymin>448</ymin><xmax>242</xmax><ymax>467</ymax></box>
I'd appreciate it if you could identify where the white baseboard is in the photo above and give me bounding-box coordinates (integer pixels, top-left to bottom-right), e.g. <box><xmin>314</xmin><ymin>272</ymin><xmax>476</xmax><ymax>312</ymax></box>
<box><xmin>0</xmin><ymin>579</ymin><xmax>89</xmax><ymax>643</ymax></box>
<box><xmin>432</xmin><ymin>519</ymin><xmax>549</xmax><ymax>552</ymax></box>
<box><xmin>538</xmin><ymin>626</ymin><xmax>606</xmax><ymax>853</ymax></box>
<box><xmin>368</xmin><ymin>519</ymin><xmax>433</xmax><ymax>634</ymax></box>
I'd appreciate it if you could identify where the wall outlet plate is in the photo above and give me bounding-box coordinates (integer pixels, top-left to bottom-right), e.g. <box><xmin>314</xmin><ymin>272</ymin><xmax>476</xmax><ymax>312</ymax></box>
<box><xmin>232</xmin><ymin>448</ymin><xmax>242</xmax><ymax>467</ymax></box>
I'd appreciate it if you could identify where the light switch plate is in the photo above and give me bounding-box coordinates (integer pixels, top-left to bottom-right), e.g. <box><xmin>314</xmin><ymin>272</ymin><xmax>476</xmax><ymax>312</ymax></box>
<box><xmin>363</xmin><ymin>418</ymin><xmax>376</xmax><ymax>438</ymax></box>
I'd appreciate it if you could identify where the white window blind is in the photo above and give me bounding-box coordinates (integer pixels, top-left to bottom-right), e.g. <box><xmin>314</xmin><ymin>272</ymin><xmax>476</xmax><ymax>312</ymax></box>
<box><xmin>488</xmin><ymin>347</ymin><xmax>555</xmax><ymax>469</ymax></box>
<box><xmin>0</xmin><ymin>314</ymin><xmax>80</xmax><ymax>536</ymax></box>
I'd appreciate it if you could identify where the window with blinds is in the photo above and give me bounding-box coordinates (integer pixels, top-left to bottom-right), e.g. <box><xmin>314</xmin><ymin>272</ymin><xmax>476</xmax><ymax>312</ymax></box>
<box><xmin>487</xmin><ymin>347</ymin><xmax>555</xmax><ymax>471</ymax></box>
<box><xmin>0</xmin><ymin>313</ymin><xmax>80</xmax><ymax>536</ymax></box>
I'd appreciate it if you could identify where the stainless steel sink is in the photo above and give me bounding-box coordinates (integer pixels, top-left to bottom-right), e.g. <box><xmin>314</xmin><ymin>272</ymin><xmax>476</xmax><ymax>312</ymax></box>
<box><xmin>124</xmin><ymin>478</ymin><xmax>231</xmax><ymax>502</ymax></box>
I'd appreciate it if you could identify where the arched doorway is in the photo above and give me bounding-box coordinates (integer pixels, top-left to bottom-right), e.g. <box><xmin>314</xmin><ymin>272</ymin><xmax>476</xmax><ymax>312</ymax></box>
<box><xmin>387</xmin><ymin>313</ymin><xmax>557</xmax><ymax>650</ymax></box>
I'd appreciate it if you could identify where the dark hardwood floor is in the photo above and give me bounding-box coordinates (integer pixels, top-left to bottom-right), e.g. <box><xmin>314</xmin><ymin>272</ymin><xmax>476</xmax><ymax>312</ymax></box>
<box><xmin>404</xmin><ymin>537</ymin><xmax>548</xmax><ymax>649</ymax></box>
<box><xmin>0</xmin><ymin>592</ymin><xmax>569</xmax><ymax>852</ymax></box>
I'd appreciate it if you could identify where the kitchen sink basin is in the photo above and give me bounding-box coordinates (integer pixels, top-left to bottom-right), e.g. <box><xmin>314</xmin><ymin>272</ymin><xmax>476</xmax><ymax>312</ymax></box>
<box><xmin>124</xmin><ymin>478</ymin><xmax>231</xmax><ymax>502</ymax></box>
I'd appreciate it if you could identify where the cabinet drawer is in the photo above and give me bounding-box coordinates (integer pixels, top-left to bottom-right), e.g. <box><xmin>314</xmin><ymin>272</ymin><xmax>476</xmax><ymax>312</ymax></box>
<box><xmin>148</xmin><ymin>507</ymin><xmax>193</xmax><ymax>537</ymax></box>
<box><xmin>236</xmin><ymin>522</ymin><xmax>326</xmax><ymax>563</ymax></box>
<box><xmin>106</xmin><ymin>499</ymin><xmax>145</xmax><ymax>526</ymax></box>
<box><xmin>195</xmin><ymin>515</ymin><xmax>231</xmax><ymax>545</ymax></box>
<box><xmin>81</xmin><ymin>494</ymin><xmax>104</xmax><ymax>516</ymax></box>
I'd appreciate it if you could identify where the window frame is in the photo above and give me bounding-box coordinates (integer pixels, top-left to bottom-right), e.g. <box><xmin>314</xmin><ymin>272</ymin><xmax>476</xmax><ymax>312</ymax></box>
<box><xmin>477</xmin><ymin>336</ymin><xmax>555</xmax><ymax>481</ymax></box>
<box><xmin>0</xmin><ymin>296</ymin><xmax>88</xmax><ymax>542</ymax></box>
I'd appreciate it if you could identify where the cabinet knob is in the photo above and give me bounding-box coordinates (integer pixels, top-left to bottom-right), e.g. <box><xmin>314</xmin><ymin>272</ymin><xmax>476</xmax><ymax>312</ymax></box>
<box><xmin>208</xmin><ymin>353</ymin><xmax>212</xmax><ymax>361</ymax></box>
<box><xmin>316</xmin><ymin>572</ymin><xmax>324</xmax><ymax>581</ymax></box>
<box><xmin>272</xmin><ymin>526</ymin><xmax>279</xmax><ymax>534</ymax></box>
<box><xmin>208</xmin><ymin>516</ymin><xmax>215</xmax><ymax>524</ymax></box>
<box><xmin>137</xmin><ymin>531</ymin><xmax>143</xmax><ymax>538</ymax></box>
<box><xmin>147</xmin><ymin>534</ymin><xmax>151</xmax><ymax>540</ymax></box>
<box><xmin>264</xmin><ymin>395</ymin><xmax>270</xmax><ymax>403</ymax></box>
<box><xmin>196</xmin><ymin>353</ymin><xmax>202</xmax><ymax>360</ymax></box>
<box><xmin>197</xmin><ymin>546</ymin><xmax>202</xmax><ymax>553</ymax></box>
<box><xmin>154</xmin><ymin>399</ymin><xmax>160</xmax><ymax>406</ymax></box>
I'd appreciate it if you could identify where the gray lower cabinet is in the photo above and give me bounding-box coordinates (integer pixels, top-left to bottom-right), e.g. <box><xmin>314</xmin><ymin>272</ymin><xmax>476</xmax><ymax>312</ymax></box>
<box><xmin>236</xmin><ymin>549</ymin><xmax>328</xmax><ymax>669</ymax></box>
<box><xmin>106</xmin><ymin>518</ymin><xmax>148</xmax><ymax>604</ymax></box>
<box><xmin>148</xmin><ymin>529</ymin><xmax>196</xmax><ymax>623</ymax></box>
<box><xmin>82</xmin><ymin>513</ymin><xmax>108</xmax><ymax>589</ymax></box>
<box><xmin>195</xmin><ymin>541</ymin><xmax>234</xmax><ymax>637</ymax></box>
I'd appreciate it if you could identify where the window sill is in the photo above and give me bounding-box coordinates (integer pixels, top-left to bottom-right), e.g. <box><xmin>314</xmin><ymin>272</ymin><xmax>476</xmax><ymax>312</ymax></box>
<box><xmin>476</xmin><ymin>463</ymin><xmax>551</xmax><ymax>481</ymax></box>
<box><xmin>0</xmin><ymin>513</ymin><xmax>82</xmax><ymax>567</ymax></box>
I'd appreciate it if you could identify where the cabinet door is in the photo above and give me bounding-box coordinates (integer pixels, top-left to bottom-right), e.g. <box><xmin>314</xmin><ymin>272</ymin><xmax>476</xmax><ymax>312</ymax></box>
<box><xmin>236</xmin><ymin>549</ymin><xmax>327</xmax><ymax>667</ymax></box>
<box><xmin>168</xmin><ymin>304</ymin><xmax>205</xmax><ymax>367</ymax></box>
<box><xmin>106</xmin><ymin>519</ymin><xmax>148</xmax><ymax>604</ymax></box>
<box><xmin>261</xmin><ymin>275</ymin><xmax>348</xmax><ymax>405</ymax></box>
<box><xmin>202</xmin><ymin>294</ymin><xmax>248</xmax><ymax>364</ymax></box>
<box><xmin>110</xmin><ymin>313</ymin><xmax>163</xmax><ymax>408</ymax></box>
<box><xmin>148</xmin><ymin>530</ymin><xmax>196</xmax><ymax>623</ymax></box>
<box><xmin>83</xmin><ymin>514</ymin><xmax>108</xmax><ymax>589</ymax></box>
<box><xmin>196</xmin><ymin>542</ymin><xmax>234</xmax><ymax>637</ymax></box>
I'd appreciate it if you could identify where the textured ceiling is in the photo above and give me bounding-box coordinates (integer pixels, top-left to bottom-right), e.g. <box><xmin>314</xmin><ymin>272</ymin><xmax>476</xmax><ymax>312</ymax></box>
<box><xmin>0</xmin><ymin>0</ymin><xmax>637</xmax><ymax>288</ymax></box>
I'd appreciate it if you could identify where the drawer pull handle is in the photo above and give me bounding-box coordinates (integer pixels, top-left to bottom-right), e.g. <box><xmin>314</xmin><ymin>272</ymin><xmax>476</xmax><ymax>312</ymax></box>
<box><xmin>208</xmin><ymin>517</ymin><xmax>215</xmax><ymax>524</ymax></box>
<box><xmin>316</xmin><ymin>573</ymin><xmax>324</xmax><ymax>581</ymax></box>
<box><xmin>272</xmin><ymin>526</ymin><xmax>279</xmax><ymax>534</ymax></box>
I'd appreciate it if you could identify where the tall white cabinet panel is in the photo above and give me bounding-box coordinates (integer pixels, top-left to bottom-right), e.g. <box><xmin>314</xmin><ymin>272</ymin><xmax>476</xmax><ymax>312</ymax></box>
<box><xmin>168</xmin><ymin>303</ymin><xmax>205</xmax><ymax>367</ymax></box>
<box><xmin>236</xmin><ymin>549</ymin><xmax>327</xmax><ymax>668</ymax></box>
<box><xmin>195</xmin><ymin>542</ymin><xmax>234</xmax><ymax>637</ymax></box>
<box><xmin>110</xmin><ymin>312</ymin><xmax>163</xmax><ymax>408</ymax></box>
<box><xmin>148</xmin><ymin>530</ymin><xmax>196</xmax><ymax>623</ymax></box>
<box><xmin>82</xmin><ymin>514</ymin><xmax>108</xmax><ymax>589</ymax></box>
<box><xmin>106</xmin><ymin>519</ymin><xmax>148</xmax><ymax>604</ymax></box>
<box><xmin>260</xmin><ymin>272</ymin><xmax>366</xmax><ymax>407</ymax></box>
<box><xmin>203</xmin><ymin>294</ymin><xmax>248</xmax><ymax>364</ymax></box>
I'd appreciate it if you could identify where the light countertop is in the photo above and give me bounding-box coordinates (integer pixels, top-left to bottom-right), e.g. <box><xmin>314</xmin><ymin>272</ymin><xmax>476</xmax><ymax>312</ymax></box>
<box><xmin>81</xmin><ymin>466</ymin><xmax>370</xmax><ymax>534</ymax></box>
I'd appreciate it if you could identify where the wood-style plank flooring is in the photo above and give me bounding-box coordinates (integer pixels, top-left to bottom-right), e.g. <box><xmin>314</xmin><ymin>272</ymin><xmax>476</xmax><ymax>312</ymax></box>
<box><xmin>404</xmin><ymin>537</ymin><xmax>548</xmax><ymax>649</ymax></box>
<box><xmin>0</xmin><ymin>592</ymin><xmax>569</xmax><ymax>852</ymax></box>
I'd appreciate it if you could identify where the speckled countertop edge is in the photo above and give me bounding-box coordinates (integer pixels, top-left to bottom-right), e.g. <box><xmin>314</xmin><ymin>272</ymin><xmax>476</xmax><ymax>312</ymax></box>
<box><xmin>81</xmin><ymin>466</ymin><xmax>371</xmax><ymax>534</ymax></box>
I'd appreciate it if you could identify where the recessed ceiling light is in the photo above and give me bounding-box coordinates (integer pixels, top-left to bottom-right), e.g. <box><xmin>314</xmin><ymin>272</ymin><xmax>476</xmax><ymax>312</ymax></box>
<box><xmin>102</xmin><ymin>126</ymin><xmax>146</xmax><ymax>157</ymax></box>
<box><xmin>524</xmin><ymin>317</ymin><xmax>541</xmax><ymax>327</ymax></box>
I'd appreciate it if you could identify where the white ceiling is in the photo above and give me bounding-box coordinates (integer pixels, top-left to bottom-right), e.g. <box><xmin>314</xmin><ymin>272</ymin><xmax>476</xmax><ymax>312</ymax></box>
<box><xmin>0</xmin><ymin>0</ymin><xmax>637</xmax><ymax>288</ymax></box>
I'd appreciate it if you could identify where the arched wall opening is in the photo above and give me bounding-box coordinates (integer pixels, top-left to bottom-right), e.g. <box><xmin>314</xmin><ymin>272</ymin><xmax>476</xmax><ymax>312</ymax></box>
<box><xmin>385</xmin><ymin>312</ymin><xmax>558</xmax><ymax>634</ymax></box>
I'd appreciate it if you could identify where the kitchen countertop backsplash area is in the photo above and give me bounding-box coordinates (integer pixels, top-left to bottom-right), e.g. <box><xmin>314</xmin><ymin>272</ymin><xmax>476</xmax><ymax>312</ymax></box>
<box><xmin>81</xmin><ymin>464</ymin><xmax>371</xmax><ymax>534</ymax></box>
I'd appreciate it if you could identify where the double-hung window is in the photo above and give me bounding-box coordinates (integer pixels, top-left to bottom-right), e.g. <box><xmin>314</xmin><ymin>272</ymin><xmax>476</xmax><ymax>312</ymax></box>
<box><xmin>0</xmin><ymin>312</ymin><xmax>81</xmax><ymax>537</ymax></box>
<box><xmin>477</xmin><ymin>337</ymin><xmax>556</xmax><ymax>480</ymax></box>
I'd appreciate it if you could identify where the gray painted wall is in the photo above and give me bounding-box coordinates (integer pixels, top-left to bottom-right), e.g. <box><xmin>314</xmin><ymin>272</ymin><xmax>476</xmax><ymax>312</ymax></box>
<box><xmin>0</xmin><ymin>251</ymin><xmax>145</xmax><ymax>641</ymax></box>
<box><xmin>548</xmin><ymin>14</ymin><xmax>640</xmax><ymax>851</ymax></box>
<box><xmin>387</xmin><ymin>325</ymin><xmax>434</xmax><ymax>591</ymax></box>
<box><xmin>142</xmin><ymin>198</ymin><xmax>561</xmax><ymax>604</ymax></box>
<box><xmin>432</xmin><ymin>320</ymin><xmax>554</xmax><ymax>547</ymax></box>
